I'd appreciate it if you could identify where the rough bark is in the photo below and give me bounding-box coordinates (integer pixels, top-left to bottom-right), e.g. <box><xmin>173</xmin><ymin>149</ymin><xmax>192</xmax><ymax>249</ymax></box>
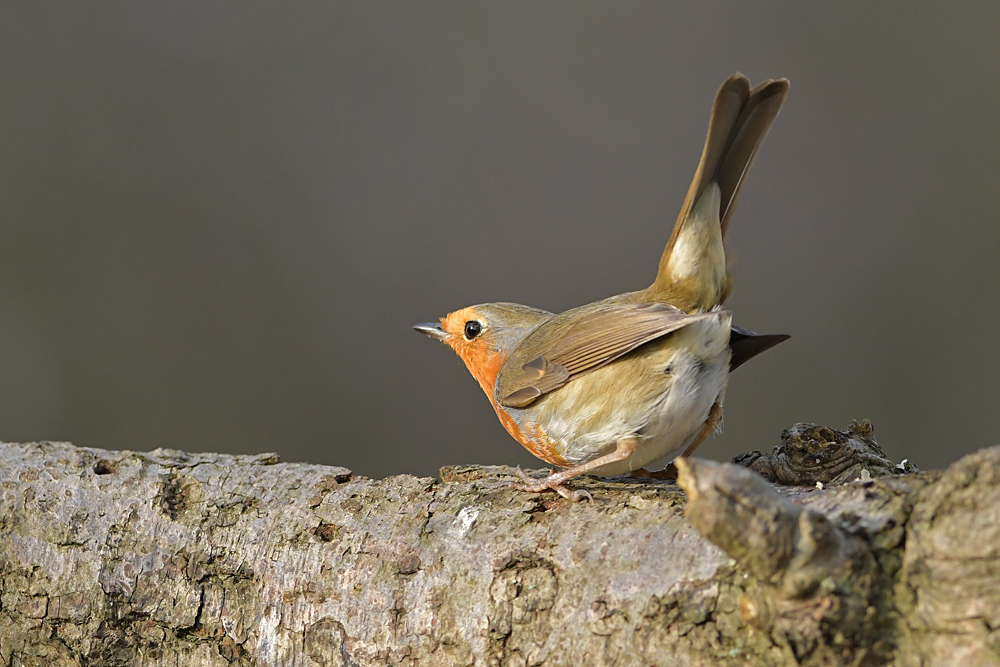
<box><xmin>0</xmin><ymin>422</ymin><xmax>998</xmax><ymax>666</ymax></box>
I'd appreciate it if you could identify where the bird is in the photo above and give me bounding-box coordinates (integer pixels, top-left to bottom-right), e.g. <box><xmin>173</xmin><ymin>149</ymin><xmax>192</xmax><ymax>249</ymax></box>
<box><xmin>414</xmin><ymin>73</ymin><xmax>790</xmax><ymax>500</ymax></box>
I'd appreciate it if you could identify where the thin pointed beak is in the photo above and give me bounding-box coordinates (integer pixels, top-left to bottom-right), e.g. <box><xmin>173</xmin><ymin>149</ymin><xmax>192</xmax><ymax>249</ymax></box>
<box><xmin>413</xmin><ymin>322</ymin><xmax>449</xmax><ymax>341</ymax></box>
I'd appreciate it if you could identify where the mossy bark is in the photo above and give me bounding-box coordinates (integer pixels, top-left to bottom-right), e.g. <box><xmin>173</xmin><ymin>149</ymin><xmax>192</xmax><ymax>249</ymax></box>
<box><xmin>0</xmin><ymin>423</ymin><xmax>997</xmax><ymax>666</ymax></box>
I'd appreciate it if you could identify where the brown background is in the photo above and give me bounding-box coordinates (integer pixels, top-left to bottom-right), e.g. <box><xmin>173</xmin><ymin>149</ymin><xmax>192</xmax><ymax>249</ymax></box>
<box><xmin>2</xmin><ymin>3</ymin><xmax>999</xmax><ymax>479</ymax></box>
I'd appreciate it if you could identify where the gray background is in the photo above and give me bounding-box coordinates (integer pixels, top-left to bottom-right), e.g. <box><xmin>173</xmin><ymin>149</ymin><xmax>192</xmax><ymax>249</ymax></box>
<box><xmin>2</xmin><ymin>3</ymin><xmax>999</xmax><ymax>479</ymax></box>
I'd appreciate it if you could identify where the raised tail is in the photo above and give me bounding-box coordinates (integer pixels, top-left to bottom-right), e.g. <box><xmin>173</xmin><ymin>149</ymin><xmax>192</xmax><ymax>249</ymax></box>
<box><xmin>650</xmin><ymin>74</ymin><xmax>788</xmax><ymax>311</ymax></box>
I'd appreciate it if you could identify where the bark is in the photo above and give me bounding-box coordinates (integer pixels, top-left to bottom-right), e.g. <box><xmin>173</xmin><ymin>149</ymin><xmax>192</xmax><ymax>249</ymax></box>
<box><xmin>0</xmin><ymin>422</ymin><xmax>998</xmax><ymax>666</ymax></box>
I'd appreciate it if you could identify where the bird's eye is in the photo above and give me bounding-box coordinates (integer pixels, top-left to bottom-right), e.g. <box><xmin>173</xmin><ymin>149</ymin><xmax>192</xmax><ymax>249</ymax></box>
<box><xmin>464</xmin><ymin>320</ymin><xmax>483</xmax><ymax>340</ymax></box>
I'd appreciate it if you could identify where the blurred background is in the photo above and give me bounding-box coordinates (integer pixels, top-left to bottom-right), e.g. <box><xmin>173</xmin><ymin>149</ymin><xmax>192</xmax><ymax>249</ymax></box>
<box><xmin>2</xmin><ymin>3</ymin><xmax>999</xmax><ymax>479</ymax></box>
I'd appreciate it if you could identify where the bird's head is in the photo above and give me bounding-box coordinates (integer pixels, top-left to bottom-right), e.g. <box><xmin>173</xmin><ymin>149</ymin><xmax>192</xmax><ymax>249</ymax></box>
<box><xmin>414</xmin><ymin>302</ymin><xmax>552</xmax><ymax>399</ymax></box>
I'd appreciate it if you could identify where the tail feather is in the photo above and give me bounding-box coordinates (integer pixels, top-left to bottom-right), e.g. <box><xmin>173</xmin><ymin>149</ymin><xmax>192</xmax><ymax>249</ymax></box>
<box><xmin>716</xmin><ymin>78</ymin><xmax>789</xmax><ymax>236</ymax></box>
<box><xmin>651</xmin><ymin>74</ymin><xmax>788</xmax><ymax>308</ymax></box>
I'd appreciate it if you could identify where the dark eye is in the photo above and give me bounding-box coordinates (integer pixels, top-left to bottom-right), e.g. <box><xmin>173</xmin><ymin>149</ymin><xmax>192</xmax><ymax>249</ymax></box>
<box><xmin>464</xmin><ymin>320</ymin><xmax>482</xmax><ymax>340</ymax></box>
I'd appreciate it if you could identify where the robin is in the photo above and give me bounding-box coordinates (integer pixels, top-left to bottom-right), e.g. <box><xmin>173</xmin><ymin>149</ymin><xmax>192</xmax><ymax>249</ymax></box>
<box><xmin>415</xmin><ymin>74</ymin><xmax>790</xmax><ymax>500</ymax></box>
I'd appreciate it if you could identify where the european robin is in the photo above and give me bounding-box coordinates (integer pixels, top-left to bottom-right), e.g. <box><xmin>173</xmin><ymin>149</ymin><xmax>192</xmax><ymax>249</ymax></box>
<box><xmin>415</xmin><ymin>74</ymin><xmax>790</xmax><ymax>500</ymax></box>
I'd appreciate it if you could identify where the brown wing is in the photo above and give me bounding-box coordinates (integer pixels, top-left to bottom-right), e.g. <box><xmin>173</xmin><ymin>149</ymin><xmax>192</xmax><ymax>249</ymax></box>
<box><xmin>499</xmin><ymin>303</ymin><xmax>719</xmax><ymax>408</ymax></box>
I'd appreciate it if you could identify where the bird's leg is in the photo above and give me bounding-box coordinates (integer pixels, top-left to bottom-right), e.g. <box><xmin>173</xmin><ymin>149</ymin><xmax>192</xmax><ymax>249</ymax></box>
<box><xmin>631</xmin><ymin>401</ymin><xmax>723</xmax><ymax>480</ymax></box>
<box><xmin>514</xmin><ymin>437</ymin><xmax>640</xmax><ymax>501</ymax></box>
<box><xmin>678</xmin><ymin>400</ymin><xmax>724</xmax><ymax>458</ymax></box>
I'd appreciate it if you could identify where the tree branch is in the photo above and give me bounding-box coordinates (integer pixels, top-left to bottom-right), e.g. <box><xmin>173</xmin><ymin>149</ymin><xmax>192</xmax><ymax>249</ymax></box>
<box><xmin>0</xmin><ymin>422</ymin><xmax>997</xmax><ymax>666</ymax></box>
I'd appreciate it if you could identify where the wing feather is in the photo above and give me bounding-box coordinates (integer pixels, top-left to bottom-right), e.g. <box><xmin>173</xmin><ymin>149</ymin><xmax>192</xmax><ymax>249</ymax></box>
<box><xmin>499</xmin><ymin>303</ymin><xmax>719</xmax><ymax>408</ymax></box>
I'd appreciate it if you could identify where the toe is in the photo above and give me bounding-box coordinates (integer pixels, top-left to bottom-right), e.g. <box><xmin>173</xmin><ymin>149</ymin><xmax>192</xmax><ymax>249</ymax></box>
<box><xmin>547</xmin><ymin>483</ymin><xmax>593</xmax><ymax>502</ymax></box>
<box><xmin>513</xmin><ymin>480</ymin><xmax>545</xmax><ymax>493</ymax></box>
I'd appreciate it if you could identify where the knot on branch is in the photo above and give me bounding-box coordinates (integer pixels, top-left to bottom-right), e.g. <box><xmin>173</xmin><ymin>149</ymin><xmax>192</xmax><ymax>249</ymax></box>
<box><xmin>734</xmin><ymin>419</ymin><xmax>919</xmax><ymax>486</ymax></box>
<box><xmin>676</xmin><ymin>457</ymin><xmax>884</xmax><ymax>664</ymax></box>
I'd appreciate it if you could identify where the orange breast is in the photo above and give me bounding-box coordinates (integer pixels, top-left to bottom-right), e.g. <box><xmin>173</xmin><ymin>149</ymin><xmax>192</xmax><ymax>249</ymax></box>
<box><xmin>462</xmin><ymin>348</ymin><xmax>570</xmax><ymax>468</ymax></box>
<box><xmin>492</xmin><ymin>406</ymin><xmax>570</xmax><ymax>469</ymax></box>
<box><xmin>448</xmin><ymin>324</ymin><xmax>570</xmax><ymax>469</ymax></box>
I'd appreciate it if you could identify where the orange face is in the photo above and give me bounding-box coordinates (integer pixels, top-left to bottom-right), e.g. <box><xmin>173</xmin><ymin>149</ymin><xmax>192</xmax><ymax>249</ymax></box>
<box><xmin>438</xmin><ymin>306</ymin><xmax>507</xmax><ymax>400</ymax></box>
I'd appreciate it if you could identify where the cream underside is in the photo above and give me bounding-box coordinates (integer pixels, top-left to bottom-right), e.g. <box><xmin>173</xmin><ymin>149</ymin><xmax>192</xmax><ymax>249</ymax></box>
<box><xmin>518</xmin><ymin>313</ymin><xmax>732</xmax><ymax>476</ymax></box>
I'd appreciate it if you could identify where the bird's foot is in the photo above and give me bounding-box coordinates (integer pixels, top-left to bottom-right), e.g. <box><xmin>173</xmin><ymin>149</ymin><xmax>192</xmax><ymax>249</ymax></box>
<box><xmin>513</xmin><ymin>466</ymin><xmax>592</xmax><ymax>502</ymax></box>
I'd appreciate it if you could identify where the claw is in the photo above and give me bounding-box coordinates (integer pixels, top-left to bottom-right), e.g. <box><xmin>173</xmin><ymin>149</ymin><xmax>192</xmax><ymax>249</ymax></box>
<box><xmin>557</xmin><ymin>486</ymin><xmax>592</xmax><ymax>502</ymax></box>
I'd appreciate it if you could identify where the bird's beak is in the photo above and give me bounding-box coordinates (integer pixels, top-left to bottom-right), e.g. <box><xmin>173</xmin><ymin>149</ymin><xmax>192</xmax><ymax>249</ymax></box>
<box><xmin>413</xmin><ymin>322</ymin><xmax>449</xmax><ymax>341</ymax></box>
